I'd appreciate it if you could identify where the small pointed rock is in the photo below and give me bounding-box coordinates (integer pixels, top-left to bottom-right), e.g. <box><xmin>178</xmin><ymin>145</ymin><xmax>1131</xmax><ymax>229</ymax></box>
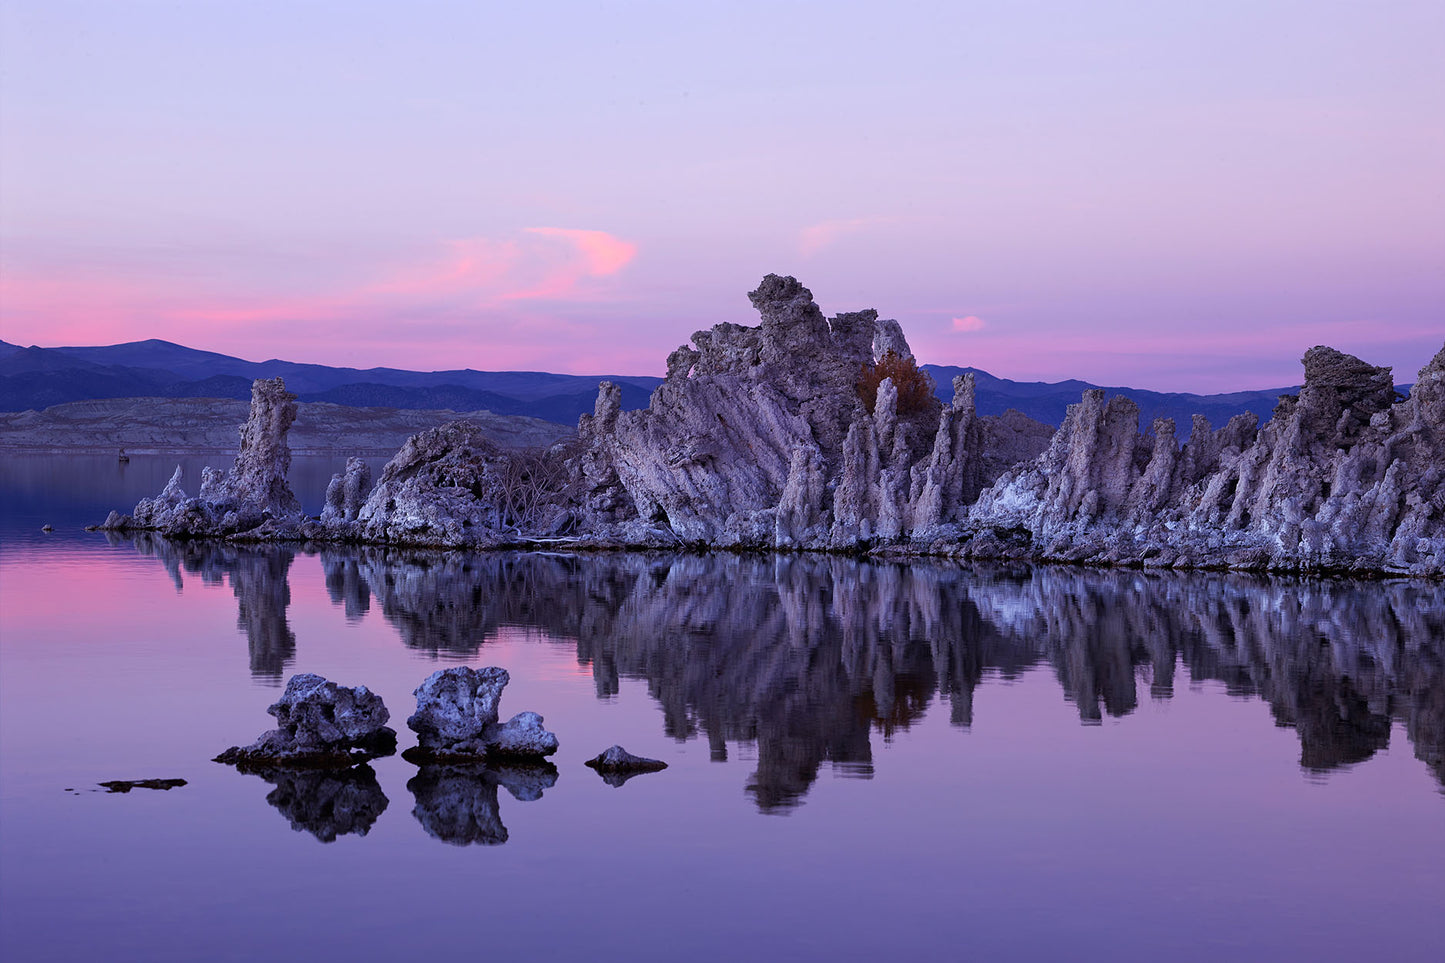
<box><xmin>584</xmin><ymin>745</ymin><xmax>668</xmax><ymax>774</ymax></box>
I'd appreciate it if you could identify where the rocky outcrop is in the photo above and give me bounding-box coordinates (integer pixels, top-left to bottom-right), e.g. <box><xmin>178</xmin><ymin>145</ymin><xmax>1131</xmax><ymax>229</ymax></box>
<box><xmin>573</xmin><ymin>275</ymin><xmax>1049</xmax><ymax>550</ymax></box>
<box><xmin>100</xmin><ymin>378</ymin><xmax>304</xmax><ymax>537</ymax></box>
<box><xmin>91</xmin><ymin>276</ymin><xmax>1443</xmax><ymax>576</ymax></box>
<box><xmin>963</xmin><ymin>344</ymin><xmax>1445</xmax><ymax>575</ymax></box>
<box><xmin>321</xmin><ymin>456</ymin><xmax>371</xmax><ymax>531</ymax></box>
<box><xmin>339</xmin><ymin>423</ymin><xmax>576</xmax><ymax>547</ymax></box>
<box><xmin>215</xmin><ymin>673</ymin><xmax>397</xmax><ymax>768</ymax></box>
<box><xmin>404</xmin><ymin>666</ymin><xmax>559</xmax><ymax>763</ymax></box>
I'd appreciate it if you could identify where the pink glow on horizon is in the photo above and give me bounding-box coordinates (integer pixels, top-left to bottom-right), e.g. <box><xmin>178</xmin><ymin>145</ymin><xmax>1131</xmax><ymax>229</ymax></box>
<box><xmin>0</xmin><ymin>226</ymin><xmax>647</xmax><ymax>372</ymax></box>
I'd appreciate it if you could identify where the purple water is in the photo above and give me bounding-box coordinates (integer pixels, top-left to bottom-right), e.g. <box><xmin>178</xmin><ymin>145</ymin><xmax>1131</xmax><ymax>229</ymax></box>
<box><xmin>1</xmin><ymin>455</ymin><xmax>1442</xmax><ymax>962</ymax></box>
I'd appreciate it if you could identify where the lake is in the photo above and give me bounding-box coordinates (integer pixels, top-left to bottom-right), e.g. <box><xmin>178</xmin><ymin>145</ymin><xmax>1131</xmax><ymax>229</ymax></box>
<box><xmin>1</xmin><ymin>454</ymin><xmax>1442</xmax><ymax>962</ymax></box>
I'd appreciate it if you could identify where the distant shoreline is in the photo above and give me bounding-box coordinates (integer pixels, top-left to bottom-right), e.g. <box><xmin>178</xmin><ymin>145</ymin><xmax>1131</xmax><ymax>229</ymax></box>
<box><xmin>0</xmin><ymin>395</ymin><xmax>573</xmax><ymax>455</ymax></box>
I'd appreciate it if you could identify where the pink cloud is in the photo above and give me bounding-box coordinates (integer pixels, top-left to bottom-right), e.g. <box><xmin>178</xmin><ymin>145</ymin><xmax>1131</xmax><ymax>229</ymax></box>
<box><xmin>364</xmin><ymin>228</ymin><xmax>636</xmax><ymax>304</ymax></box>
<box><xmin>525</xmin><ymin>227</ymin><xmax>636</xmax><ymax>276</ymax></box>
<box><xmin>952</xmin><ymin>315</ymin><xmax>986</xmax><ymax>332</ymax></box>
<box><xmin>0</xmin><ymin>226</ymin><xmax>644</xmax><ymax>369</ymax></box>
<box><xmin>799</xmin><ymin>218</ymin><xmax>879</xmax><ymax>258</ymax></box>
<box><xmin>370</xmin><ymin>238</ymin><xmax>520</xmax><ymax>297</ymax></box>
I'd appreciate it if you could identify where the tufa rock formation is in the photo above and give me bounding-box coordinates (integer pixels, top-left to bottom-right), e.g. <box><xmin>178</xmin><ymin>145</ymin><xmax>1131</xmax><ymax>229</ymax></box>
<box><xmin>101</xmin><ymin>378</ymin><xmax>303</xmax><ymax>538</ymax></box>
<box><xmin>214</xmin><ymin>673</ymin><xmax>397</xmax><ymax>768</ymax></box>
<box><xmin>404</xmin><ymin>666</ymin><xmax>559</xmax><ymax>763</ymax></box>
<box><xmin>963</xmin><ymin>343</ymin><xmax>1445</xmax><ymax>575</ymax></box>
<box><xmin>97</xmin><ymin>276</ymin><xmax>1443</xmax><ymax>576</ymax></box>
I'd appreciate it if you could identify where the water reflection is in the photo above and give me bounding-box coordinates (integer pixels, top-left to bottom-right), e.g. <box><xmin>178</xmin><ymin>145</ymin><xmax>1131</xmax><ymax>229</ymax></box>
<box><xmin>116</xmin><ymin>532</ymin><xmax>297</xmax><ymax>680</ymax></box>
<box><xmin>408</xmin><ymin>763</ymin><xmax>558</xmax><ymax>845</ymax></box>
<box><xmin>114</xmin><ymin>536</ymin><xmax>1445</xmax><ymax>807</ymax></box>
<box><xmin>241</xmin><ymin>764</ymin><xmax>389</xmax><ymax>843</ymax></box>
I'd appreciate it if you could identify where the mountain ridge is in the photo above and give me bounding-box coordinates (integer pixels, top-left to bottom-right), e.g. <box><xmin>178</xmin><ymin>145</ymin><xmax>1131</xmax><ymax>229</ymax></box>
<box><xmin>0</xmin><ymin>337</ymin><xmax>1352</xmax><ymax>436</ymax></box>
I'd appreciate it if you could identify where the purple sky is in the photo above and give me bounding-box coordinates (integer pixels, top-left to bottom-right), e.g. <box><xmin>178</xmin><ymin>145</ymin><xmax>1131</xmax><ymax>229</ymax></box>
<box><xmin>2</xmin><ymin>1</ymin><xmax>1441</xmax><ymax>391</ymax></box>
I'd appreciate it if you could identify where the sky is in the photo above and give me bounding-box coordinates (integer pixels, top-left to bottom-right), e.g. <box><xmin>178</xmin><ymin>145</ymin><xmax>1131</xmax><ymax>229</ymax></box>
<box><xmin>1</xmin><ymin>0</ymin><xmax>1441</xmax><ymax>391</ymax></box>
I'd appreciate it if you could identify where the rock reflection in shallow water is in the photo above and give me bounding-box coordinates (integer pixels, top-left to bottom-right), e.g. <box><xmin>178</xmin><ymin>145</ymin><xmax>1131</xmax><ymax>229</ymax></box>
<box><xmin>408</xmin><ymin>763</ymin><xmax>558</xmax><ymax>845</ymax></box>
<box><xmin>117</xmin><ymin>536</ymin><xmax>1445</xmax><ymax>805</ymax></box>
<box><xmin>118</xmin><ymin>532</ymin><xmax>297</xmax><ymax>680</ymax></box>
<box><xmin>319</xmin><ymin>550</ymin><xmax>370</xmax><ymax>622</ymax></box>
<box><xmin>241</xmin><ymin>765</ymin><xmax>388</xmax><ymax>843</ymax></box>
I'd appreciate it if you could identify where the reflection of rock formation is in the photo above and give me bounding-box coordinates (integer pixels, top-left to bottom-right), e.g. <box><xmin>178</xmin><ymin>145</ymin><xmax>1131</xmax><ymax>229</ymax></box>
<box><xmin>248</xmin><ymin>765</ymin><xmax>389</xmax><ymax>842</ymax></box>
<box><xmin>119</xmin><ymin>536</ymin><xmax>1445</xmax><ymax>802</ymax></box>
<box><xmin>231</xmin><ymin>549</ymin><xmax>298</xmax><ymax>679</ymax></box>
<box><xmin>121</xmin><ymin>533</ymin><xmax>297</xmax><ymax>679</ymax></box>
<box><xmin>319</xmin><ymin>550</ymin><xmax>370</xmax><ymax>621</ymax></box>
<box><xmin>348</xmin><ymin>551</ymin><xmax>1445</xmax><ymax>803</ymax></box>
<box><xmin>407</xmin><ymin>763</ymin><xmax>557</xmax><ymax>846</ymax></box>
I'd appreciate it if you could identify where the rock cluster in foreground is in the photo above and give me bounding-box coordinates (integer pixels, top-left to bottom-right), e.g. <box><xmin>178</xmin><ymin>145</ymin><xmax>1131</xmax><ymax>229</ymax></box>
<box><xmin>102</xmin><ymin>276</ymin><xmax>1445</xmax><ymax>576</ymax></box>
<box><xmin>214</xmin><ymin>668</ymin><xmax>579</xmax><ymax>845</ymax></box>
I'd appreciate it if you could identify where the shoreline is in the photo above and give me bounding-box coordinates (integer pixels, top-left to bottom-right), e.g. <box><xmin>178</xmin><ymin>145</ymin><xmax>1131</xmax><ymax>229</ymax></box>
<box><xmin>89</xmin><ymin>523</ymin><xmax>1442</xmax><ymax>582</ymax></box>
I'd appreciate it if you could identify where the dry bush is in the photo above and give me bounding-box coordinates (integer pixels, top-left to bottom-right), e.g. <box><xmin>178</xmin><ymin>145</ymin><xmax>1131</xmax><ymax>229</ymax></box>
<box><xmin>857</xmin><ymin>351</ymin><xmax>935</xmax><ymax>415</ymax></box>
<box><xmin>493</xmin><ymin>443</ymin><xmax>582</xmax><ymax>534</ymax></box>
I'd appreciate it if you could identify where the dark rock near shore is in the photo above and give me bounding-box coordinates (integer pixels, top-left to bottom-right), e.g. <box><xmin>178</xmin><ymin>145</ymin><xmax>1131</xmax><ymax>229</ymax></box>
<box><xmin>215</xmin><ymin>672</ymin><xmax>397</xmax><ymax>768</ymax></box>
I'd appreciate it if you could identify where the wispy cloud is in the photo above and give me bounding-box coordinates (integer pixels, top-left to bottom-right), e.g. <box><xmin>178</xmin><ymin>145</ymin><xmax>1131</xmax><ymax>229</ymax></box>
<box><xmin>951</xmin><ymin>315</ymin><xmax>986</xmax><ymax>332</ymax></box>
<box><xmin>0</xmin><ymin>226</ymin><xmax>639</xmax><ymax>363</ymax></box>
<box><xmin>526</xmin><ymin>227</ymin><xmax>636</xmax><ymax>276</ymax></box>
<box><xmin>798</xmin><ymin>217</ymin><xmax>886</xmax><ymax>257</ymax></box>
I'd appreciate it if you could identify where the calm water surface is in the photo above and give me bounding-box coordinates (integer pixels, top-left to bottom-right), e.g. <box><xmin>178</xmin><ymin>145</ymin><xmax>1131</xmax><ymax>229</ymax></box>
<box><xmin>1</xmin><ymin>455</ymin><xmax>1442</xmax><ymax>962</ymax></box>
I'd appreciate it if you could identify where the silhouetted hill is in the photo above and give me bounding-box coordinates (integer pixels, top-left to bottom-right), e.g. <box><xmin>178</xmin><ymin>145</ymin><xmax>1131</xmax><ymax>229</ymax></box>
<box><xmin>0</xmin><ymin>339</ymin><xmax>664</xmax><ymax>422</ymax></box>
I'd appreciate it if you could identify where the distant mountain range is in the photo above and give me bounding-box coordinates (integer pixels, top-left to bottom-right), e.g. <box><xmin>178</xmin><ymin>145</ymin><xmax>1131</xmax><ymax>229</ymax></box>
<box><xmin>0</xmin><ymin>339</ymin><xmax>660</xmax><ymax>425</ymax></box>
<box><xmin>1</xmin><ymin>337</ymin><xmax>1356</xmax><ymax>438</ymax></box>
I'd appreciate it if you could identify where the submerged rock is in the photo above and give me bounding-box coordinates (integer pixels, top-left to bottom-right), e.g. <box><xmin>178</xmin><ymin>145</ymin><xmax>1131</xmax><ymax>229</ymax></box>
<box><xmin>215</xmin><ymin>672</ymin><xmax>397</xmax><ymax>768</ymax></box>
<box><xmin>98</xmin><ymin>778</ymin><xmax>186</xmax><ymax>793</ymax></box>
<box><xmin>584</xmin><ymin>745</ymin><xmax>668</xmax><ymax>787</ymax></box>
<box><xmin>404</xmin><ymin>666</ymin><xmax>558</xmax><ymax>763</ymax></box>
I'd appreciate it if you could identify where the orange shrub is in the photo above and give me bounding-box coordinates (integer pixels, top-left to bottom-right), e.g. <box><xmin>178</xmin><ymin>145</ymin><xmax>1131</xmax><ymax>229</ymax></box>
<box><xmin>857</xmin><ymin>351</ymin><xmax>935</xmax><ymax>415</ymax></box>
